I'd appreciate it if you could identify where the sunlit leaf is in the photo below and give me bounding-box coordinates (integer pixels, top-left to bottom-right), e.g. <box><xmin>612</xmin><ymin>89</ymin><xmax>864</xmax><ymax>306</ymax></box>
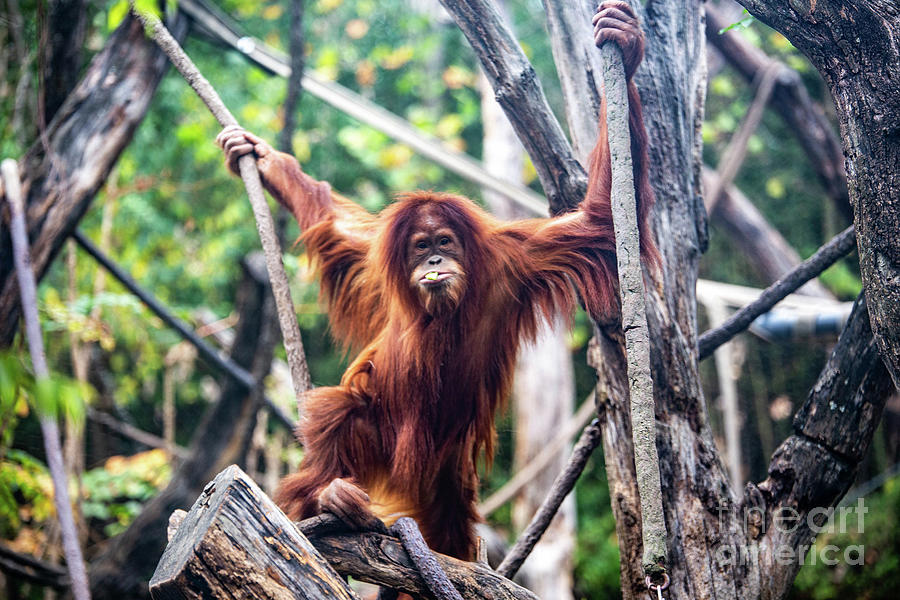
<box><xmin>107</xmin><ymin>0</ymin><xmax>130</xmax><ymax>31</ymax></box>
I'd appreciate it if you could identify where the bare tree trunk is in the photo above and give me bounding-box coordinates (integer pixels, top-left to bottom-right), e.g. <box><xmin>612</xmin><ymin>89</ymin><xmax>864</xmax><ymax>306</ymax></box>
<box><xmin>41</xmin><ymin>0</ymin><xmax>87</xmax><ymax>122</ymax></box>
<box><xmin>0</xmin><ymin>13</ymin><xmax>188</xmax><ymax>346</ymax></box>
<box><xmin>479</xmin><ymin>56</ymin><xmax>577</xmax><ymax>598</ymax></box>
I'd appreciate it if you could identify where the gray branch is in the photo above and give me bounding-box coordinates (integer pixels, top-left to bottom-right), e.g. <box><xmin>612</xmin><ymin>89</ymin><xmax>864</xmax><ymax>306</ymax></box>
<box><xmin>437</xmin><ymin>0</ymin><xmax>587</xmax><ymax>214</ymax></box>
<box><xmin>2</xmin><ymin>159</ymin><xmax>91</xmax><ymax>600</ymax></box>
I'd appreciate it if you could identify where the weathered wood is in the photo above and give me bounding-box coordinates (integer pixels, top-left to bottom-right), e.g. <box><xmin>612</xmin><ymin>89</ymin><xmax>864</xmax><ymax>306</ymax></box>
<box><xmin>300</xmin><ymin>515</ymin><xmax>538</xmax><ymax>600</ymax></box>
<box><xmin>599</xmin><ymin>15</ymin><xmax>667</xmax><ymax>577</ymax></box>
<box><xmin>150</xmin><ymin>470</ymin><xmax>536</xmax><ymax>600</ymax></box>
<box><xmin>150</xmin><ymin>465</ymin><xmax>357</xmax><ymax>600</ymax></box>
<box><xmin>0</xmin><ymin>13</ymin><xmax>187</xmax><ymax>346</ymax></box>
<box><xmin>744</xmin><ymin>293</ymin><xmax>893</xmax><ymax>599</ymax></box>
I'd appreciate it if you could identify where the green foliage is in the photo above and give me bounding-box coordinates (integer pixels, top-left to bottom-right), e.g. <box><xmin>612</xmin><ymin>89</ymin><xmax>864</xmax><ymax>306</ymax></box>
<box><xmin>81</xmin><ymin>450</ymin><xmax>172</xmax><ymax>536</ymax></box>
<box><xmin>719</xmin><ymin>10</ymin><xmax>755</xmax><ymax>34</ymax></box>
<box><xmin>107</xmin><ymin>0</ymin><xmax>130</xmax><ymax>30</ymax></box>
<box><xmin>0</xmin><ymin>351</ymin><xmax>88</xmax><ymax>425</ymax></box>
<box><xmin>791</xmin><ymin>480</ymin><xmax>900</xmax><ymax>600</ymax></box>
<box><xmin>0</xmin><ymin>450</ymin><xmax>54</xmax><ymax>540</ymax></box>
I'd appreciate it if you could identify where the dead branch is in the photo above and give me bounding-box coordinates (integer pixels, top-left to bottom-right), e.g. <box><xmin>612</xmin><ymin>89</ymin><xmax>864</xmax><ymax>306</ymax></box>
<box><xmin>698</xmin><ymin>225</ymin><xmax>856</xmax><ymax>359</ymax></box>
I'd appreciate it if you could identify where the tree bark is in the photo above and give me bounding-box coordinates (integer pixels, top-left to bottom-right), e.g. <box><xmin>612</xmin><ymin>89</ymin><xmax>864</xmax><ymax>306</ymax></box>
<box><xmin>744</xmin><ymin>293</ymin><xmax>892</xmax><ymax>599</ymax></box>
<box><xmin>0</xmin><ymin>13</ymin><xmax>188</xmax><ymax>347</ymax></box>
<box><xmin>150</xmin><ymin>466</ymin><xmax>356</xmax><ymax>600</ymax></box>
<box><xmin>89</xmin><ymin>254</ymin><xmax>278</xmax><ymax>600</ymax></box>
<box><xmin>152</xmin><ymin>466</ymin><xmax>537</xmax><ymax>600</ymax></box>
<box><xmin>437</xmin><ymin>0</ymin><xmax>588</xmax><ymax>215</ymax></box>
<box><xmin>41</xmin><ymin>0</ymin><xmax>87</xmax><ymax>122</ymax></box>
<box><xmin>733</xmin><ymin>0</ymin><xmax>900</xmax><ymax>389</ymax></box>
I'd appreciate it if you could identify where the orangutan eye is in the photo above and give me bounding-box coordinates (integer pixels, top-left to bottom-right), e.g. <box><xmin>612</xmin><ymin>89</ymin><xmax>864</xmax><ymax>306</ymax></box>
<box><xmin>415</xmin><ymin>240</ymin><xmax>428</xmax><ymax>250</ymax></box>
<box><xmin>439</xmin><ymin>237</ymin><xmax>451</xmax><ymax>246</ymax></box>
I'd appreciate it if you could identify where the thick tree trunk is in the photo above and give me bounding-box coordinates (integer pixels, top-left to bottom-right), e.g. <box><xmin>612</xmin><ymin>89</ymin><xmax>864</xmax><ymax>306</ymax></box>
<box><xmin>0</xmin><ymin>13</ymin><xmax>187</xmax><ymax>346</ymax></box>
<box><xmin>734</xmin><ymin>0</ymin><xmax>900</xmax><ymax>389</ymax></box>
<box><xmin>89</xmin><ymin>254</ymin><xmax>278</xmax><ymax>600</ymax></box>
<box><xmin>746</xmin><ymin>293</ymin><xmax>892</xmax><ymax>599</ymax></box>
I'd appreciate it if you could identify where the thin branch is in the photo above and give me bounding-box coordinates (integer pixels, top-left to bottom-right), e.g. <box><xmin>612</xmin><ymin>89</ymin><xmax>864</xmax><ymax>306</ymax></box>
<box><xmin>71</xmin><ymin>230</ymin><xmax>294</xmax><ymax>430</ymax></box>
<box><xmin>391</xmin><ymin>517</ymin><xmax>464</xmax><ymax>600</ymax></box>
<box><xmin>2</xmin><ymin>158</ymin><xmax>91</xmax><ymax>600</ymax></box>
<box><xmin>277</xmin><ymin>0</ymin><xmax>305</xmax><ymax>154</ymax></box>
<box><xmin>496</xmin><ymin>419</ymin><xmax>602</xmax><ymax>578</ymax></box>
<box><xmin>705</xmin><ymin>60</ymin><xmax>780</xmax><ymax>212</ymax></box>
<box><xmin>87</xmin><ymin>407</ymin><xmax>189</xmax><ymax>460</ymax></box>
<box><xmin>0</xmin><ymin>543</ymin><xmax>69</xmax><ymax>589</ymax></box>
<box><xmin>698</xmin><ymin>225</ymin><xmax>857</xmax><ymax>360</ymax></box>
<box><xmin>131</xmin><ymin>4</ymin><xmax>311</xmax><ymax>398</ymax></box>
<box><xmin>705</xmin><ymin>3</ymin><xmax>850</xmax><ymax>218</ymax></box>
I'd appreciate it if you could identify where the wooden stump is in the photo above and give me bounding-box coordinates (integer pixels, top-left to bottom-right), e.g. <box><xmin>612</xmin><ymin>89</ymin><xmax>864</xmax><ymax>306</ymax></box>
<box><xmin>149</xmin><ymin>465</ymin><xmax>356</xmax><ymax>599</ymax></box>
<box><xmin>151</xmin><ymin>465</ymin><xmax>538</xmax><ymax>599</ymax></box>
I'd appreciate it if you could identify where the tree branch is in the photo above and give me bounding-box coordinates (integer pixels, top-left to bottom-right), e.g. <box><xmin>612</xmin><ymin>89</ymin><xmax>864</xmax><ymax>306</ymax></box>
<box><xmin>275</xmin><ymin>0</ymin><xmax>306</xmax><ymax>246</ymax></box>
<box><xmin>746</xmin><ymin>292</ymin><xmax>894</xmax><ymax>597</ymax></box>
<box><xmin>2</xmin><ymin>158</ymin><xmax>91</xmax><ymax>600</ymax></box>
<box><xmin>437</xmin><ymin>0</ymin><xmax>587</xmax><ymax>213</ymax></box>
<box><xmin>87</xmin><ymin>407</ymin><xmax>189</xmax><ymax>460</ymax></box>
<box><xmin>705</xmin><ymin>2</ymin><xmax>850</xmax><ymax>219</ymax></box>
<box><xmin>0</xmin><ymin>13</ymin><xmax>188</xmax><ymax>346</ymax></box>
<box><xmin>698</xmin><ymin>225</ymin><xmax>856</xmax><ymax>359</ymax></box>
<box><xmin>72</xmin><ymin>230</ymin><xmax>293</xmax><ymax>430</ymax></box>
<box><xmin>599</xmin><ymin>24</ymin><xmax>667</xmax><ymax>576</ymax></box>
<box><xmin>496</xmin><ymin>418</ymin><xmax>603</xmax><ymax>579</ymax></box>
<box><xmin>702</xmin><ymin>166</ymin><xmax>834</xmax><ymax>299</ymax></box>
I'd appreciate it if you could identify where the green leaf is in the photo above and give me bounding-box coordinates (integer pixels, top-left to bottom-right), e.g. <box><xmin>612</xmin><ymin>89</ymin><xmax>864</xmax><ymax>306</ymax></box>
<box><xmin>107</xmin><ymin>0</ymin><xmax>129</xmax><ymax>31</ymax></box>
<box><xmin>718</xmin><ymin>11</ymin><xmax>755</xmax><ymax>34</ymax></box>
<box><xmin>31</xmin><ymin>377</ymin><xmax>60</xmax><ymax>420</ymax></box>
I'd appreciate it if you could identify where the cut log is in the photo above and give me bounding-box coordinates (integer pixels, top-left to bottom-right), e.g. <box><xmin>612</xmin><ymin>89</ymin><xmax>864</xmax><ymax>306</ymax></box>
<box><xmin>151</xmin><ymin>465</ymin><xmax>538</xmax><ymax>600</ymax></box>
<box><xmin>149</xmin><ymin>465</ymin><xmax>356</xmax><ymax>600</ymax></box>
